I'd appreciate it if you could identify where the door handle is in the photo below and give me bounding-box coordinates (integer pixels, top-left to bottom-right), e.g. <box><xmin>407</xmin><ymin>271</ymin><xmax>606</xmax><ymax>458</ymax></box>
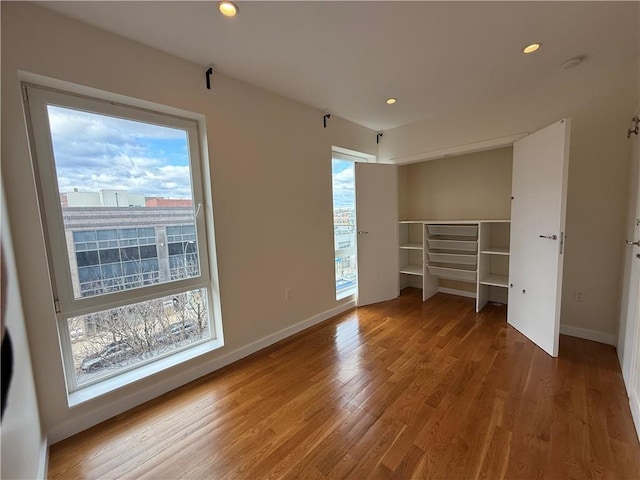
<box><xmin>625</xmin><ymin>239</ymin><xmax>640</xmax><ymax>246</ymax></box>
<box><xmin>539</xmin><ymin>234</ymin><xmax>558</xmax><ymax>240</ymax></box>
<box><xmin>357</xmin><ymin>231</ymin><xmax>369</xmax><ymax>235</ymax></box>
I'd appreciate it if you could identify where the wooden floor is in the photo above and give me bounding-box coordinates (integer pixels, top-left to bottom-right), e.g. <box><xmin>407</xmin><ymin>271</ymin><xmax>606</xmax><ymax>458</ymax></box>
<box><xmin>48</xmin><ymin>289</ymin><xmax>640</xmax><ymax>480</ymax></box>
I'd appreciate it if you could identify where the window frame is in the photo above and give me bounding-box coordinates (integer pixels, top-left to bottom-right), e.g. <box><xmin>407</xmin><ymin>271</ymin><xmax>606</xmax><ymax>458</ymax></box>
<box><xmin>23</xmin><ymin>83</ymin><xmax>220</xmax><ymax>395</ymax></box>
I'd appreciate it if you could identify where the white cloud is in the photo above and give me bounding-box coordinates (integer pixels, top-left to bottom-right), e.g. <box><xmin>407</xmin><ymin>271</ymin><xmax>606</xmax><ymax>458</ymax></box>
<box><xmin>48</xmin><ymin>106</ymin><xmax>192</xmax><ymax>198</ymax></box>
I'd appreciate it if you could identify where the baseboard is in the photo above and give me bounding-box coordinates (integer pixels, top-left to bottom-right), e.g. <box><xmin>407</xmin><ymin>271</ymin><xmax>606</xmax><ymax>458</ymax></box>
<box><xmin>631</xmin><ymin>390</ymin><xmax>640</xmax><ymax>443</ymax></box>
<box><xmin>439</xmin><ymin>287</ymin><xmax>476</xmax><ymax>299</ymax></box>
<box><xmin>559</xmin><ymin>325</ymin><xmax>616</xmax><ymax>346</ymax></box>
<box><xmin>48</xmin><ymin>300</ymin><xmax>356</xmax><ymax>444</ymax></box>
<box><xmin>38</xmin><ymin>436</ymin><xmax>49</xmax><ymax>479</ymax></box>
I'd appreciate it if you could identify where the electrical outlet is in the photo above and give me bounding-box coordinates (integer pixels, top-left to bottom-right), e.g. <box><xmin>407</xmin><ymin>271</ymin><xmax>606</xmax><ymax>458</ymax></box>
<box><xmin>573</xmin><ymin>290</ymin><xmax>585</xmax><ymax>303</ymax></box>
<box><xmin>285</xmin><ymin>288</ymin><xmax>291</xmax><ymax>301</ymax></box>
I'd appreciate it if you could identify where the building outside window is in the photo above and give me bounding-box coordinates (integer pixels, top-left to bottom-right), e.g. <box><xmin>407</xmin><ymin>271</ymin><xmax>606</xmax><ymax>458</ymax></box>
<box><xmin>23</xmin><ymin>83</ymin><xmax>221</xmax><ymax>395</ymax></box>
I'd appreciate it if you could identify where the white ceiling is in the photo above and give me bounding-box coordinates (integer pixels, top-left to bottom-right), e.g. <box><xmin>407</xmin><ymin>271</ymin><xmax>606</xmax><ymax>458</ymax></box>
<box><xmin>38</xmin><ymin>1</ymin><xmax>639</xmax><ymax>131</ymax></box>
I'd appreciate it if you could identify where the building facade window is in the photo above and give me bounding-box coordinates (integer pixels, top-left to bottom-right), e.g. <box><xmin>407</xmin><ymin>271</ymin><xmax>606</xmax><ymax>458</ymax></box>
<box><xmin>24</xmin><ymin>83</ymin><xmax>221</xmax><ymax>395</ymax></box>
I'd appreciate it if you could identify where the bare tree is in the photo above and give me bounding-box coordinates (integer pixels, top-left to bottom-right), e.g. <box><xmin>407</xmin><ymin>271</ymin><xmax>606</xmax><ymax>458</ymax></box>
<box><xmin>70</xmin><ymin>255</ymin><xmax>209</xmax><ymax>378</ymax></box>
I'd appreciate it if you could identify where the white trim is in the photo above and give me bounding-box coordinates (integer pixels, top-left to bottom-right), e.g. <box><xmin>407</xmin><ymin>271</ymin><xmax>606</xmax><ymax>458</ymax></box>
<box><xmin>38</xmin><ymin>437</ymin><xmax>49</xmax><ymax>480</ymax></box>
<box><xmin>439</xmin><ymin>287</ymin><xmax>476</xmax><ymax>299</ymax></box>
<box><xmin>630</xmin><ymin>391</ymin><xmax>640</xmax><ymax>443</ymax></box>
<box><xmin>559</xmin><ymin>324</ymin><xmax>616</xmax><ymax>346</ymax></box>
<box><xmin>332</xmin><ymin>145</ymin><xmax>376</xmax><ymax>163</ymax></box>
<box><xmin>391</xmin><ymin>133</ymin><xmax>527</xmax><ymax>165</ymax></box>
<box><xmin>47</xmin><ymin>299</ymin><xmax>356</xmax><ymax>444</ymax></box>
<box><xmin>67</xmin><ymin>338</ymin><xmax>225</xmax><ymax>407</ymax></box>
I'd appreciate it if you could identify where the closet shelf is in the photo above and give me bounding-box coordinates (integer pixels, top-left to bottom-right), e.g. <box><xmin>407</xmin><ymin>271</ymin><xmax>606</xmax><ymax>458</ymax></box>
<box><xmin>427</xmin><ymin>252</ymin><xmax>477</xmax><ymax>266</ymax></box>
<box><xmin>427</xmin><ymin>265</ymin><xmax>477</xmax><ymax>282</ymax></box>
<box><xmin>400</xmin><ymin>264</ymin><xmax>423</xmax><ymax>276</ymax></box>
<box><xmin>480</xmin><ymin>273</ymin><xmax>509</xmax><ymax>288</ymax></box>
<box><xmin>427</xmin><ymin>239</ymin><xmax>478</xmax><ymax>252</ymax></box>
<box><xmin>480</xmin><ymin>247</ymin><xmax>510</xmax><ymax>255</ymax></box>
<box><xmin>427</xmin><ymin>224</ymin><xmax>478</xmax><ymax>237</ymax></box>
<box><xmin>400</xmin><ymin>242</ymin><xmax>423</xmax><ymax>250</ymax></box>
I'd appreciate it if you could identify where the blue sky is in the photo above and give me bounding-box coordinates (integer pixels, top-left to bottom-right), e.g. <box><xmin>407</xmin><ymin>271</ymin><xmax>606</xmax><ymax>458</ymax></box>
<box><xmin>47</xmin><ymin>106</ymin><xmax>193</xmax><ymax>198</ymax></box>
<box><xmin>332</xmin><ymin>159</ymin><xmax>355</xmax><ymax>209</ymax></box>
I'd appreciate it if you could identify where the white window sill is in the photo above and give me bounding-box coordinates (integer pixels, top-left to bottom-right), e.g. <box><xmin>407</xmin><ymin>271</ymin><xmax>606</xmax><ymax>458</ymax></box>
<box><xmin>68</xmin><ymin>338</ymin><xmax>223</xmax><ymax>407</ymax></box>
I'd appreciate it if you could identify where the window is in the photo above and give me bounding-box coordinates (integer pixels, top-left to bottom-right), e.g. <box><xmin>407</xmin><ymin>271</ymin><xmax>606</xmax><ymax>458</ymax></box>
<box><xmin>331</xmin><ymin>155</ymin><xmax>358</xmax><ymax>300</ymax></box>
<box><xmin>24</xmin><ymin>84</ymin><xmax>221</xmax><ymax>397</ymax></box>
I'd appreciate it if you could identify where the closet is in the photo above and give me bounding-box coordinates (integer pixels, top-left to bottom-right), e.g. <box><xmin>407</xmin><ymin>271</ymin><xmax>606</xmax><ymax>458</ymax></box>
<box><xmin>393</xmin><ymin>119</ymin><xmax>570</xmax><ymax>357</ymax></box>
<box><xmin>398</xmin><ymin>220</ymin><xmax>510</xmax><ymax>312</ymax></box>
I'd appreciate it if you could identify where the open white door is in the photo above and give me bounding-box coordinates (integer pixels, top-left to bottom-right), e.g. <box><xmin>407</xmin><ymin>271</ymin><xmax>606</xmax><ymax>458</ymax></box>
<box><xmin>508</xmin><ymin>119</ymin><xmax>571</xmax><ymax>357</ymax></box>
<box><xmin>355</xmin><ymin>163</ymin><xmax>398</xmax><ymax>306</ymax></box>
<box><xmin>618</xmin><ymin>117</ymin><xmax>640</xmax><ymax>385</ymax></box>
<box><xmin>618</xmin><ymin>114</ymin><xmax>640</xmax><ymax>437</ymax></box>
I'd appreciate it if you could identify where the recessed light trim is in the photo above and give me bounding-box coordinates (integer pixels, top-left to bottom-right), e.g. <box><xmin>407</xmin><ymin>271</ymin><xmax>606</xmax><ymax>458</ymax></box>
<box><xmin>218</xmin><ymin>1</ymin><xmax>239</xmax><ymax>17</ymax></box>
<box><xmin>386</xmin><ymin>98</ymin><xmax>397</xmax><ymax>105</ymax></box>
<box><xmin>523</xmin><ymin>43</ymin><xmax>541</xmax><ymax>54</ymax></box>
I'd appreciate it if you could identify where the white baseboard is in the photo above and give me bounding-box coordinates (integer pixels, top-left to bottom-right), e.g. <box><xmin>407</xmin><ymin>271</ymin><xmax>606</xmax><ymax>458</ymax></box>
<box><xmin>38</xmin><ymin>436</ymin><xmax>49</xmax><ymax>479</ymax></box>
<box><xmin>631</xmin><ymin>390</ymin><xmax>640</xmax><ymax>443</ymax></box>
<box><xmin>439</xmin><ymin>287</ymin><xmax>476</xmax><ymax>299</ymax></box>
<box><xmin>559</xmin><ymin>325</ymin><xmax>616</xmax><ymax>346</ymax></box>
<box><xmin>48</xmin><ymin>300</ymin><xmax>356</xmax><ymax>444</ymax></box>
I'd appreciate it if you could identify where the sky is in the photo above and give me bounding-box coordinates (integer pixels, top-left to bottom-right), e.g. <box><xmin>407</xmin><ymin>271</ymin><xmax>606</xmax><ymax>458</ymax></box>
<box><xmin>47</xmin><ymin>106</ymin><xmax>193</xmax><ymax>199</ymax></box>
<box><xmin>331</xmin><ymin>159</ymin><xmax>355</xmax><ymax>209</ymax></box>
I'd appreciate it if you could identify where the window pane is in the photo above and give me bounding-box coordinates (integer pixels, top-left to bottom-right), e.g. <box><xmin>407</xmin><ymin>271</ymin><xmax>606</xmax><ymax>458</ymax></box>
<box><xmin>47</xmin><ymin>105</ymin><xmax>201</xmax><ymax>298</ymax></box>
<box><xmin>76</xmin><ymin>251</ymin><xmax>99</xmax><ymax>267</ymax></box>
<box><xmin>331</xmin><ymin>159</ymin><xmax>357</xmax><ymax>299</ymax></box>
<box><xmin>97</xmin><ymin>229</ymin><xmax>117</xmax><ymax>241</ymax></box>
<box><xmin>118</xmin><ymin>228</ymin><xmax>137</xmax><ymax>239</ymax></box>
<box><xmin>73</xmin><ymin>231</ymin><xmax>96</xmax><ymax>242</ymax></box>
<box><xmin>67</xmin><ymin>288</ymin><xmax>210</xmax><ymax>385</ymax></box>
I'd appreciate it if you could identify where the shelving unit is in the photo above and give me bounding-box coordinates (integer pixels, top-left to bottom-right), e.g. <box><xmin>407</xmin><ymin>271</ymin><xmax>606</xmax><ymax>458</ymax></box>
<box><xmin>398</xmin><ymin>222</ymin><xmax>425</xmax><ymax>295</ymax></box>
<box><xmin>424</xmin><ymin>223</ymin><xmax>479</xmax><ymax>299</ymax></box>
<box><xmin>397</xmin><ymin>219</ymin><xmax>511</xmax><ymax>312</ymax></box>
<box><xmin>477</xmin><ymin>221</ymin><xmax>511</xmax><ymax>311</ymax></box>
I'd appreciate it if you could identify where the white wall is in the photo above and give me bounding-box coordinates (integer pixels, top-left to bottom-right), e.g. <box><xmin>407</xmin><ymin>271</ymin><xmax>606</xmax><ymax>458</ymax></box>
<box><xmin>0</xmin><ymin>181</ymin><xmax>47</xmax><ymax>479</ymax></box>
<box><xmin>381</xmin><ymin>29</ymin><xmax>639</xmax><ymax>344</ymax></box>
<box><xmin>1</xmin><ymin>2</ymin><xmax>376</xmax><ymax>444</ymax></box>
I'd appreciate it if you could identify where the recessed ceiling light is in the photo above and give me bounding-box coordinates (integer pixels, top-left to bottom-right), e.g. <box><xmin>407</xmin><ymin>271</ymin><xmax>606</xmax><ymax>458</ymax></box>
<box><xmin>523</xmin><ymin>43</ymin><xmax>541</xmax><ymax>54</ymax></box>
<box><xmin>386</xmin><ymin>98</ymin><xmax>397</xmax><ymax>105</ymax></box>
<box><xmin>218</xmin><ymin>1</ymin><xmax>239</xmax><ymax>17</ymax></box>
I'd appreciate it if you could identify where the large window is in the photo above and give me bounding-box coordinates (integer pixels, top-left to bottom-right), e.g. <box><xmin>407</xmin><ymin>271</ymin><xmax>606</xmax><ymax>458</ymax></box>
<box><xmin>24</xmin><ymin>84</ymin><xmax>220</xmax><ymax>394</ymax></box>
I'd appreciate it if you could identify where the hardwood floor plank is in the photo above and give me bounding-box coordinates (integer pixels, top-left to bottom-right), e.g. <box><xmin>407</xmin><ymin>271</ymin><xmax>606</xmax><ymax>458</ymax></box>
<box><xmin>48</xmin><ymin>289</ymin><xmax>640</xmax><ymax>480</ymax></box>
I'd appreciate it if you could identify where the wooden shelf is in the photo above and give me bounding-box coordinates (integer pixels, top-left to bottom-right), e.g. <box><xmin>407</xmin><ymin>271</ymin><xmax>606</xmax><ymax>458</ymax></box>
<box><xmin>480</xmin><ymin>247</ymin><xmax>510</xmax><ymax>255</ymax></box>
<box><xmin>480</xmin><ymin>274</ymin><xmax>509</xmax><ymax>287</ymax></box>
<box><xmin>400</xmin><ymin>264</ymin><xmax>423</xmax><ymax>276</ymax></box>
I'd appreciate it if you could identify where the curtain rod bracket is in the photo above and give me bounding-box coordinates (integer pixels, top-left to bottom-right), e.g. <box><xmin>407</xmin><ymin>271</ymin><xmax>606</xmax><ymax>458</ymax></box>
<box><xmin>627</xmin><ymin>114</ymin><xmax>639</xmax><ymax>138</ymax></box>
<box><xmin>323</xmin><ymin>113</ymin><xmax>331</xmax><ymax>128</ymax></box>
<box><xmin>376</xmin><ymin>132</ymin><xmax>383</xmax><ymax>144</ymax></box>
<box><xmin>205</xmin><ymin>65</ymin><xmax>214</xmax><ymax>90</ymax></box>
